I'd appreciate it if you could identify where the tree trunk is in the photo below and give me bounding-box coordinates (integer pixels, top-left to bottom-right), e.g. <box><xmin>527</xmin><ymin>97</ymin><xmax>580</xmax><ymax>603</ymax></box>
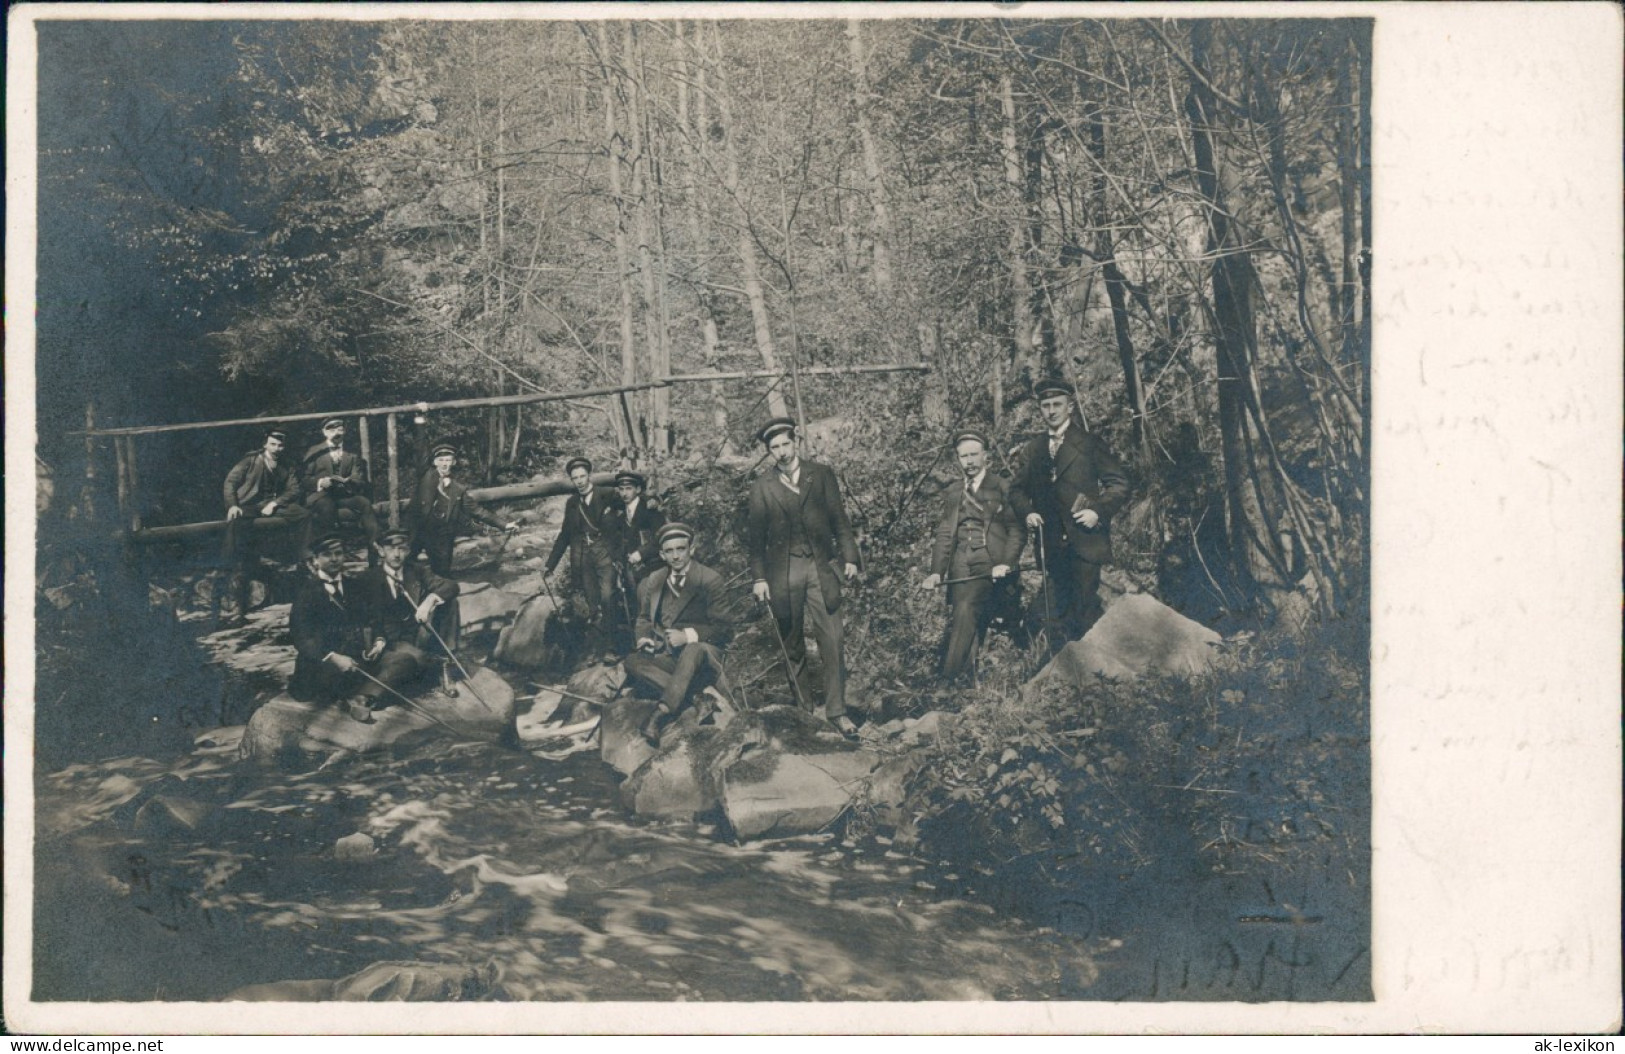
<box><xmin>597</xmin><ymin>24</ymin><xmax>637</xmax><ymax>449</ymax></box>
<box><xmin>674</xmin><ymin>21</ymin><xmax>732</xmax><ymax>452</ymax></box>
<box><xmin>710</xmin><ymin>22</ymin><xmax>790</xmax><ymax>420</ymax></box>
<box><xmin>1183</xmin><ymin>23</ymin><xmax>1296</xmax><ymax>616</ymax></box>
<box><xmin>625</xmin><ymin>24</ymin><xmax>671</xmax><ymax>452</ymax></box>
<box><xmin>1000</xmin><ymin>73</ymin><xmax>1052</xmax><ymax>384</ymax></box>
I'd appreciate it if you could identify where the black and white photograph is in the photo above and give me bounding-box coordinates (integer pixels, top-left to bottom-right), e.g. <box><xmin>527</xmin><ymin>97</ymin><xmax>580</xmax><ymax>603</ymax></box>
<box><xmin>5</xmin><ymin>1</ymin><xmax>1618</xmax><ymax>1036</ymax></box>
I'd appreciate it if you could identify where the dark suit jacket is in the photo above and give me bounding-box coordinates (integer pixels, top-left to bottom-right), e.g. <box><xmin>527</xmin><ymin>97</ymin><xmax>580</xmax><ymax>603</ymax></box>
<box><xmin>302</xmin><ymin>444</ymin><xmax>371</xmax><ymax>502</ymax></box>
<box><xmin>611</xmin><ymin>497</ymin><xmax>666</xmax><ymax>573</ymax></box>
<box><xmin>223</xmin><ymin>451</ymin><xmax>301</xmax><ymax>512</ymax></box>
<box><xmin>410</xmin><ymin>469</ymin><xmax>503</xmax><ymax>540</ymax></box>
<box><xmin>745</xmin><ymin>459</ymin><xmax>860</xmax><ymax>620</ymax></box>
<box><xmin>930</xmin><ymin>472</ymin><xmax>1024</xmax><ymax>578</ymax></box>
<box><xmin>1012</xmin><ymin>419</ymin><xmax>1130</xmax><ymax>565</ymax></box>
<box><xmin>634</xmin><ymin>561</ymin><xmax>734</xmax><ymax>648</ymax></box>
<box><xmin>287</xmin><ymin>572</ymin><xmax>371</xmax><ymax>702</ymax></box>
<box><xmin>354</xmin><ymin>564</ymin><xmax>459</xmax><ymax>646</ymax></box>
<box><xmin>545</xmin><ymin>487</ymin><xmax>617</xmax><ymax>582</ymax></box>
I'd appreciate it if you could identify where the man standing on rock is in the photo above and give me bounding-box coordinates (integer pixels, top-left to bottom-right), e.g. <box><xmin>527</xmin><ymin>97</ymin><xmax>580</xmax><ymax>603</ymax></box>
<box><xmin>220</xmin><ymin>428</ymin><xmax>310</xmax><ymax>623</ymax></box>
<box><xmin>287</xmin><ymin>533</ymin><xmax>381</xmax><ymax>721</ymax></box>
<box><xmin>302</xmin><ymin>417</ymin><xmax>380</xmax><ymax>566</ymax></box>
<box><xmin>920</xmin><ymin>429</ymin><xmax>1024</xmax><ymax>685</ymax></box>
<box><xmin>611</xmin><ymin>469</ymin><xmax>665</xmax><ymax>583</ymax></box>
<box><xmin>745</xmin><ymin>416</ymin><xmax>862</xmax><ymax>735</ymax></box>
<box><xmin>1012</xmin><ymin>378</ymin><xmax>1130</xmax><ymax>647</ymax></box>
<box><xmin>351</xmin><ymin>528</ymin><xmax>463</xmax><ymax>721</ymax></box>
<box><xmin>409</xmin><ymin>444</ymin><xmax>518</xmax><ymax>577</ymax></box>
<box><xmin>624</xmin><ymin>522</ymin><xmax>736</xmax><ymax>743</ymax></box>
<box><xmin>545</xmin><ymin>456</ymin><xmax>620</xmax><ymax>657</ymax></box>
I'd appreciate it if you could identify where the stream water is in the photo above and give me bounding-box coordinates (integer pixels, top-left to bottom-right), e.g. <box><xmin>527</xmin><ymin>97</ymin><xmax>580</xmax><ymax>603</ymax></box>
<box><xmin>33</xmin><ymin>734</ymin><xmax>1113</xmax><ymax>1002</ymax></box>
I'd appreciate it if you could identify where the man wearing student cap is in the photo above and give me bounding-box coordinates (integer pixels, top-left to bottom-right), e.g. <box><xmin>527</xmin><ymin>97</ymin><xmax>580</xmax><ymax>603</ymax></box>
<box><xmin>219</xmin><ymin>427</ymin><xmax>311</xmax><ymax>622</ymax></box>
<box><xmin>352</xmin><ymin>528</ymin><xmax>463</xmax><ymax>717</ymax></box>
<box><xmin>624</xmin><ymin>522</ymin><xmax>736</xmax><ymax>743</ymax></box>
<box><xmin>1011</xmin><ymin>377</ymin><xmax>1130</xmax><ymax>645</ymax></box>
<box><xmin>409</xmin><ymin>443</ymin><xmax>518</xmax><ymax>576</ymax></box>
<box><xmin>745</xmin><ymin>416</ymin><xmax>862</xmax><ymax>734</ymax></box>
<box><xmin>287</xmin><ymin>532</ymin><xmax>381</xmax><ymax>721</ymax></box>
<box><xmin>611</xmin><ymin>469</ymin><xmax>665</xmax><ymax>581</ymax></box>
<box><xmin>920</xmin><ymin>428</ymin><xmax>1025</xmax><ymax>684</ymax></box>
<box><xmin>545</xmin><ymin>456</ymin><xmax>620</xmax><ymax>648</ymax></box>
<box><xmin>303</xmin><ymin>417</ymin><xmax>380</xmax><ymax>566</ymax></box>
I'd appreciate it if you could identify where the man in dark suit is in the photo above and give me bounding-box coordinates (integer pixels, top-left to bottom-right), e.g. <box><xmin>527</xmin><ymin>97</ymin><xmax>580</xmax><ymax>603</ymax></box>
<box><xmin>545</xmin><ymin>456</ymin><xmax>620</xmax><ymax>653</ymax></box>
<box><xmin>287</xmin><ymin>533</ymin><xmax>381</xmax><ymax>721</ymax></box>
<box><xmin>745</xmin><ymin>416</ymin><xmax>862</xmax><ymax>734</ymax></box>
<box><xmin>220</xmin><ymin>428</ymin><xmax>310</xmax><ymax>623</ymax></box>
<box><xmin>920</xmin><ymin>430</ymin><xmax>1025</xmax><ymax>684</ymax></box>
<box><xmin>303</xmin><ymin>417</ymin><xmax>380</xmax><ymax>566</ymax></box>
<box><xmin>1012</xmin><ymin>378</ymin><xmax>1131</xmax><ymax>646</ymax></box>
<box><xmin>350</xmin><ymin>528</ymin><xmax>462</xmax><ymax>721</ymax></box>
<box><xmin>624</xmin><ymin>522</ymin><xmax>736</xmax><ymax>742</ymax></box>
<box><xmin>611</xmin><ymin>469</ymin><xmax>665</xmax><ymax>581</ymax></box>
<box><xmin>409</xmin><ymin>444</ymin><xmax>517</xmax><ymax>576</ymax></box>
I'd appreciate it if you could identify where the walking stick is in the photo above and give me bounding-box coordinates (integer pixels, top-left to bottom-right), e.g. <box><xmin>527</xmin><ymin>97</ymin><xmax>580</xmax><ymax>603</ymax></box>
<box><xmin>351</xmin><ymin>665</ymin><xmax>472</xmax><ymax>736</ymax></box>
<box><xmin>538</xmin><ymin>569</ymin><xmax>560</xmax><ymax>609</ymax></box>
<box><xmin>758</xmin><ymin>594</ymin><xmax>811</xmax><ymax>712</ymax></box>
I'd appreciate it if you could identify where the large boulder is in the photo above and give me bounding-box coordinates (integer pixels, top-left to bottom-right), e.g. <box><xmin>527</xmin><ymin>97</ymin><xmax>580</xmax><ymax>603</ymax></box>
<box><xmin>455</xmin><ymin>582</ymin><xmax>528</xmax><ymax>636</ymax></box>
<box><xmin>239</xmin><ymin>665</ymin><xmax>515</xmax><ymax>763</ymax></box>
<box><xmin>600</xmin><ymin>695</ymin><xmax>661</xmax><ymax>776</ymax></box>
<box><xmin>492</xmin><ymin>594</ymin><xmax>559</xmax><ymax>667</ymax></box>
<box><xmin>1032</xmin><ymin>592</ymin><xmax>1221</xmax><ymax>690</ymax></box>
<box><xmin>619</xmin><ymin>725</ymin><xmax>716</xmax><ymax>819</ymax></box>
<box><xmin>722</xmin><ymin>748</ymin><xmax>884</xmax><ymax>842</ymax></box>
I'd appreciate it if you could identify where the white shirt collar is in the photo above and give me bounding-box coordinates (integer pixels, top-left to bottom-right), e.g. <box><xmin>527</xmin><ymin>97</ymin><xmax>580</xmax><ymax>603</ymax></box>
<box><xmin>1049</xmin><ymin>417</ymin><xmax>1071</xmax><ymax>441</ymax></box>
<box><xmin>966</xmin><ymin>469</ymin><xmax>987</xmax><ymax>493</ymax></box>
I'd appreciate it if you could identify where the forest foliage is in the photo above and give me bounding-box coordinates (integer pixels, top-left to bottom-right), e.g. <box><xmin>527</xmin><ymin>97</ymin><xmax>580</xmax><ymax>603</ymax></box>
<box><xmin>39</xmin><ymin>16</ymin><xmax>1370</xmax><ymax>623</ymax></box>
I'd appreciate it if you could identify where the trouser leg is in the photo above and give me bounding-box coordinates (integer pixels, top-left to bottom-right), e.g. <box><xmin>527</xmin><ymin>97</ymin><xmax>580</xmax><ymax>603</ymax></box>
<box><xmin>778</xmin><ymin>557</ymin><xmax>817</xmax><ymax>713</ymax></box>
<box><xmin>943</xmin><ymin>579</ymin><xmax>991</xmax><ymax>682</ymax></box>
<box><xmin>624</xmin><ymin>651</ymin><xmax>678</xmax><ymax>701</ymax></box>
<box><xmin>660</xmin><ymin>643</ymin><xmax>723</xmax><ymax>712</ymax></box>
<box><xmin>802</xmin><ymin>570</ymin><xmax>846</xmax><ymax>719</ymax></box>
<box><xmin>1066</xmin><ymin>555</ymin><xmax>1105</xmax><ymax>640</ymax></box>
<box><xmin>357</xmin><ymin>642</ymin><xmax>428</xmax><ymax>704</ymax></box>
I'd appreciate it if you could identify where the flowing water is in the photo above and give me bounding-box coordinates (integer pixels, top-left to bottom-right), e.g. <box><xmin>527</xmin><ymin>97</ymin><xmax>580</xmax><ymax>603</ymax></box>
<box><xmin>33</xmin><ymin>733</ymin><xmax>1113</xmax><ymax>1002</ymax></box>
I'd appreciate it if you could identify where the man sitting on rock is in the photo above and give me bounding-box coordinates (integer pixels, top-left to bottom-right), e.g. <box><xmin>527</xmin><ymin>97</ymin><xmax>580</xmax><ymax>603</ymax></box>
<box><xmin>351</xmin><ymin>528</ymin><xmax>463</xmax><ymax>722</ymax></box>
<box><xmin>302</xmin><ymin>417</ymin><xmax>380</xmax><ymax>566</ymax></box>
<box><xmin>287</xmin><ymin>533</ymin><xmax>382</xmax><ymax>720</ymax></box>
<box><xmin>623</xmin><ymin>522</ymin><xmax>736</xmax><ymax>744</ymax></box>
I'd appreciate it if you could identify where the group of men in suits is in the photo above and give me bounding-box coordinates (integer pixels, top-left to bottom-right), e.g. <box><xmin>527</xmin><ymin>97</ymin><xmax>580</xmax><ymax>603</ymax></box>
<box><xmin>287</xmin><ymin>528</ymin><xmax>463</xmax><ymax>723</ymax></box>
<box><xmin>919</xmin><ymin>377</ymin><xmax>1130</xmax><ymax>684</ymax></box>
<box><xmin>248</xmin><ymin>375</ymin><xmax>1127</xmax><ymax>733</ymax></box>
<box><xmin>531</xmin><ymin>377</ymin><xmax>1129</xmax><ymax>740</ymax></box>
<box><xmin>219</xmin><ymin>421</ymin><xmax>516</xmax><ymax>622</ymax></box>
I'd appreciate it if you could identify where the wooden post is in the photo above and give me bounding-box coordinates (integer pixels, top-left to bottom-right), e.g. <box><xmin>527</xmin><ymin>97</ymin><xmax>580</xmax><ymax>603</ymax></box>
<box><xmin>114</xmin><ymin>435</ymin><xmax>130</xmax><ymax>527</ymax></box>
<box><xmin>358</xmin><ymin>416</ymin><xmax>372</xmax><ymax>487</ymax></box>
<box><xmin>125</xmin><ymin>436</ymin><xmax>143</xmax><ymax>530</ymax></box>
<box><xmin>82</xmin><ymin>402</ymin><xmax>98</xmax><ymax>522</ymax></box>
<box><xmin>386</xmin><ymin>412</ymin><xmax>400</xmax><ymax>529</ymax></box>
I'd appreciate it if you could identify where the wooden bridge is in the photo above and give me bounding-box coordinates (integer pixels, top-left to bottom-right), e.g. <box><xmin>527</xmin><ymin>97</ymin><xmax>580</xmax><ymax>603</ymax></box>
<box><xmin>74</xmin><ymin>365</ymin><xmax>930</xmax><ymax>545</ymax></box>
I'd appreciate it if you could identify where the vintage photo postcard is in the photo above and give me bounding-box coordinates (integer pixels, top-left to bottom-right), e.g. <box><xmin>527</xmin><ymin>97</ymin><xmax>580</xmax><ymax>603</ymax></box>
<box><xmin>5</xmin><ymin>1</ymin><xmax>1619</xmax><ymax>1036</ymax></box>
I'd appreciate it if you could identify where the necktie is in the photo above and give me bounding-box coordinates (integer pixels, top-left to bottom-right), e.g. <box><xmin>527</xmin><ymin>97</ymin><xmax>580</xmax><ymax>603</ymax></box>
<box><xmin>668</xmin><ymin>574</ymin><xmax>684</xmax><ymax>597</ymax></box>
<box><xmin>323</xmin><ymin>576</ymin><xmax>344</xmax><ymax>600</ymax></box>
<box><xmin>386</xmin><ymin>571</ymin><xmax>402</xmax><ymax>600</ymax></box>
